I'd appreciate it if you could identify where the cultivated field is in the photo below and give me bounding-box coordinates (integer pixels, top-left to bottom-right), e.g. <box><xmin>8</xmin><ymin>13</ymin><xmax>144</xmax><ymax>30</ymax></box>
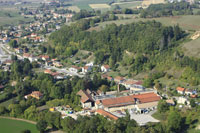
<box><xmin>111</xmin><ymin>1</ymin><xmax>142</xmax><ymax>9</ymax></box>
<box><xmin>67</xmin><ymin>6</ymin><xmax>80</xmax><ymax>12</ymax></box>
<box><xmin>142</xmin><ymin>0</ymin><xmax>165</xmax><ymax>8</ymax></box>
<box><xmin>89</xmin><ymin>4</ymin><xmax>111</xmax><ymax>9</ymax></box>
<box><xmin>0</xmin><ymin>118</ymin><xmax>38</xmax><ymax>133</ymax></box>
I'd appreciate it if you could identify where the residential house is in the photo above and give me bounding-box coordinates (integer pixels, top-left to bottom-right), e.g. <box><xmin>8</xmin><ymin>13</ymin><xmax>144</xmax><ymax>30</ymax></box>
<box><xmin>101</xmin><ymin>65</ymin><xmax>110</xmax><ymax>72</ymax></box>
<box><xmin>101</xmin><ymin>74</ymin><xmax>113</xmax><ymax>81</ymax></box>
<box><xmin>166</xmin><ymin>99</ymin><xmax>175</xmax><ymax>106</ymax></box>
<box><xmin>114</xmin><ymin>76</ymin><xmax>124</xmax><ymax>84</ymax></box>
<box><xmin>77</xmin><ymin>89</ymin><xmax>95</xmax><ymax>108</ymax></box>
<box><xmin>14</xmin><ymin>48</ymin><xmax>23</xmax><ymax>54</ymax></box>
<box><xmin>69</xmin><ymin>65</ymin><xmax>81</xmax><ymax>73</ymax></box>
<box><xmin>3</xmin><ymin>60</ymin><xmax>13</xmax><ymax>66</ymax></box>
<box><xmin>44</xmin><ymin>69</ymin><xmax>52</xmax><ymax>74</ymax></box>
<box><xmin>2</xmin><ymin>37</ymin><xmax>9</xmax><ymax>43</ymax></box>
<box><xmin>41</xmin><ymin>55</ymin><xmax>50</xmax><ymax>61</ymax></box>
<box><xmin>175</xmin><ymin>97</ymin><xmax>190</xmax><ymax>105</ymax></box>
<box><xmin>25</xmin><ymin>91</ymin><xmax>43</xmax><ymax>100</ymax></box>
<box><xmin>82</xmin><ymin>66</ymin><xmax>92</xmax><ymax>73</ymax></box>
<box><xmin>185</xmin><ymin>89</ymin><xmax>193</xmax><ymax>95</ymax></box>
<box><xmin>53</xmin><ymin>61</ymin><xmax>63</xmax><ymax>67</ymax></box>
<box><xmin>23</xmin><ymin>53</ymin><xmax>35</xmax><ymax>62</ymax></box>
<box><xmin>176</xmin><ymin>87</ymin><xmax>185</xmax><ymax>95</ymax></box>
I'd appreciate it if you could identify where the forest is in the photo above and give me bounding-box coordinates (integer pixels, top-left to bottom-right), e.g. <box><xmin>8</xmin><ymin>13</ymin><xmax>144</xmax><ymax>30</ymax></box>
<box><xmin>140</xmin><ymin>2</ymin><xmax>194</xmax><ymax>18</ymax></box>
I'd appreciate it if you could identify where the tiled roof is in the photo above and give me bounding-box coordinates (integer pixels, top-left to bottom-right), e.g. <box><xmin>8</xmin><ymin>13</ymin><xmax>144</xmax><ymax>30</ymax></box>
<box><xmin>77</xmin><ymin>90</ymin><xmax>94</xmax><ymax>103</ymax></box>
<box><xmin>96</xmin><ymin>109</ymin><xmax>118</xmax><ymax>120</ymax></box>
<box><xmin>114</xmin><ymin>76</ymin><xmax>124</xmax><ymax>81</ymax></box>
<box><xmin>176</xmin><ymin>87</ymin><xmax>185</xmax><ymax>92</ymax></box>
<box><xmin>100</xmin><ymin>92</ymin><xmax>160</xmax><ymax>107</ymax></box>
<box><xmin>103</xmin><ymin>65</ymin><xmax>110</xmax><ymax>69</ymax></box>
<box><xmin>101</xmin><ymin>95</ymin><xmax>135</xmax><ymax>107</ymax></box>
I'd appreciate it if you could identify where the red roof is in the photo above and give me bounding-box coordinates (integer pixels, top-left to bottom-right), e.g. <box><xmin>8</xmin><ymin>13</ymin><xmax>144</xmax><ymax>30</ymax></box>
<box><xmin>103</xmin><ymin>65</ymin><xmax>110</xmax><ymax>69</ymax></box>
<box><xmin>101</xmin><ymin>95</ymin><xmax>135</xmax><ymax>108</ymax></box>
<box><xmin>176</xmin><ymin>87</ymin><xmax>185</xmax><ymax>92</ymax></box>
<box><xmin>100</xmin><ymin>92</ymin><xmax>160</xmax><ymax>107</ymax></box>
<box><xmin>114</xmin><ymin>76</ymin><xmax>124</xmax><ymax>81</ymax></box>
<box><xmin>96</xmin><ymin>109</ymin><xmax>118</xmax><ymax>120</ymax></box>
<box><xmin>71</xmin><ymin>65</ymin><xmax>81</xmax><ymax>70</ymax></box>
<box><xmin>44</xmin><ymin>69</ymin><xmax>52</xmax><ymax>74</ymax></box>
<box><xmin>77</xmin><ymin>90</ymin><xmax>94</xmax><ymax>103</ymax></box>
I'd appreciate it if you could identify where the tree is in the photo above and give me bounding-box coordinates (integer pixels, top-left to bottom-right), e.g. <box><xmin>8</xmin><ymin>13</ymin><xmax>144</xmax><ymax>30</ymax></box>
<box><xmin>9</xmin><ymin>40</ymin><xmax>18</xmax><ymax>48</ymax></box>
<box><xmin>190</xmin><ymin>99</ymin><xmax>196</xmax><ymax>108</ymax></box>
<box><xmin>0</xmin><ymin>105</ymin><xmax>7</xmax><ymax>115</ymax></box>
<box><xmin>21</xmin><ymin>129</ymin><xmax>31</xmax><ymax>133</ymax></box>
<box><xmin>36</xmin><ymin>120</ymin><xmax>47</xmax><ymax>133</ymax></box>
<box><xmin>143</xmin><ymin>78</ymin><xmax>154</xmax><ymax>88</ymax></box>
<box><xmin>167</xmin><ymin>108</ymin><xmax>182</xmax><ymax>132</ymax></box>
<box><xmin>61</xmin><ymin>117</ymin><xmax>76</xmax><ymax>132</ymax></box>
<box><xmin>157</xmin><ymin>100</ymin><xmax>169</xmax><ymax>113</ymax></box>
<box><xmin>24</xmin><ymin>105</ymin><xmax>38</xmax><ymax>120</ymax></box>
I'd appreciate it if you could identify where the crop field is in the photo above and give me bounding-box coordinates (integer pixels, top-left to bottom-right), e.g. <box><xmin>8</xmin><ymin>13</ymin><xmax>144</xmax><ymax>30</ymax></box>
<box><xmin>67</xmin><ymin>6</ymin><xmax>80</xmax><ymax>12</ymax></box>
<box><xmin>111</xmin><ymin>1</ymin><xmax>142</xmax><ymax>9</ymax></box>
<box><xmin>0</xmin><ymin>118</ymin><xmax>38</xmax><ymax>133</ymax></box>
<box><xmin>89</xmin><ymin>4</ymin><xmax>111</xmax><ymax>9</ymax></box>
<box><xmin>142</xmin><ymin>0</ymin><xmax>165</xmax><ymax>8</ymax></box>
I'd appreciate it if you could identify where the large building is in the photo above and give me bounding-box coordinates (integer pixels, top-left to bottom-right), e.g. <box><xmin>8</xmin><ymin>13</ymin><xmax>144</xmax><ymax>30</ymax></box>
<box><xmin>95</xmin><ymin>92</ymin><xmax>161</xmax><ymax>113</ymax></box>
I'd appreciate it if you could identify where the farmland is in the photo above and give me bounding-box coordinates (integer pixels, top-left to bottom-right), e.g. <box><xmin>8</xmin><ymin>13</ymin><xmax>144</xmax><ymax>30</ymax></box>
<box><xmin>0</xmin><ymin>9</ymin><xmax>33</xmax><ymax>26</ymax></box>
<box><xmin>0</xmin><ymin>118</ymin><xmax>38</xmax><ymax>133</ymax></box>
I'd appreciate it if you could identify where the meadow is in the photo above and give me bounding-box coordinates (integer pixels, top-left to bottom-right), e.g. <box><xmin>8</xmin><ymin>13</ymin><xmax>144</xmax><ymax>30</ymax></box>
<box><xmin>0</xmin><ymin>118</ymin><xmax>38</xmax><ymax>133</ymax></box>
<box><xmin>0</xmin><ymin>9</ymin><xmax>33</xmax><ymax>26</ymax></box>
<box><xmin>94</xmin><ymin>15</ymin><xmax>200</xmax><ymax>31</ymax></box>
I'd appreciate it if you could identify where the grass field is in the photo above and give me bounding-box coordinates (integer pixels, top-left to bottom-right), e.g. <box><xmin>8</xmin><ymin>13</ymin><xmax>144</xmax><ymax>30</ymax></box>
<box><xmin>93</xmin><ymin>15</ymin><xmax>200</xmax><ymax>31</ymax></box>
<box><xmin>67</xmin><ymin>6</ymin><xmax>80</xmax><ymax>12</ymax></box>
<box><xmin>89</xmin><ymin>4</ymin><xmax>111</xmax><ymax>9</ymax></box>
<box><xmin>0</xmin><ymin>9</ymin><xmax>33</xmax><ymax>26</ymax></box>
<box><xmin>0</xmin><ymin>118</ymin><xmax>38</xmax><ymax>133</ymax></box>
<box><xmin>111</xmin><ymin>1</ymin><xmax>142</xmax><ymax>9</ymax></box>
<box><xmin>182</xmin><ymin>37</ymin><xmax>200</xmax><ymax>58</ymax></box>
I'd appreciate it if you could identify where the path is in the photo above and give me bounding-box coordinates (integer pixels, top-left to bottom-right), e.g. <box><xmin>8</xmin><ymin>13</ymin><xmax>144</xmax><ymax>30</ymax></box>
<box><xmin>0</xmin><ymin>116</ymin><xmax>36</xmax><ymax>124</ymax></box>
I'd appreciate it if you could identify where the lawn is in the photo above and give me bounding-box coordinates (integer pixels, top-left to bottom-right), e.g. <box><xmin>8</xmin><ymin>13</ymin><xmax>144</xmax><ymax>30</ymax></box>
<box><xmin>0</xmin><ymin>118</ymin><xmax>38</xmax><ymax>133</ymax></box>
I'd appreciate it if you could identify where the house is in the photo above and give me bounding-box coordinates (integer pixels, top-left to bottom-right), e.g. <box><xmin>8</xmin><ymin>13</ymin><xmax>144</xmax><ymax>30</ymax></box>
<box><xmin>31</xmin><ymin>33</ymin><xmax>37</xmax><ymax>38</ymax></box>
<box><xmin>175</xmin><ymin>97</ymin><xmax>190</xmax><ymax>105</ymax></box>
<box><xmin>101</xmin><ymin>74</ymin><xmax>113</xmax><ymax>81</ymax></box>
<box><xmin>176</xmin><ymin>87</ymin><xmax>185</xmax><ymax>95</ymax></box>
<box><xmin>53</xmin><ymin>61</ymin><xmax>63</xmax><ymax>67</ymax></box>
<box><xmin>44</xmin><ymin>69</ymin><xmax>52</xmax><ymax>74</ymax></box>
<box><xmin>69</xmin><ymin>66</ymin><xmax>81</xmax><ymax>73</ymax></box>
<box><xmin>77</xmin><ymin>89</ymin><xmax>95</xmax><ymax>108</ymax></box>
<box><xmin>95</xmin><ymin>92</ymin><xmax>160</xmax><ymax>113</ymax></box>
<box><xmin>185</xmin><ymin>89</ymin><xmax>193</xmax><ymax>95</ymax></box>
<box><xmin>95</xmin><ymin>109</ymin><xmax>118</xmax><ymax>120</ymax></box>
<box><xmin>3</xmin><ymin>60</ymin><xmax>13</xmax><ymax>66</ymax></box>
<box><xmin>130</xmin><ymin>84</ymin><xmax>145</xmax><ymax>92</ymax></box>
<box><xmin>24</xmin><ymin>91</ymin><xmax>43</xmax><ymax>100</ymax></box>
<box><xmin>2</xmin><ymin>37</ymin><xmax>9</xmax><ymax>43</ymax></box>
<box><xmin>114</xmin><ymin>76</ymin><xmax>124</xmax><ymax>83</ymax></box>
<box><xmin>82</xmin><ymin>66</ymin><xmax>92</xmax><ymax>73</ymax></box>
<box><xmin>14</xmin><ymin>48</ymin><xmax>23</xmax><ymax>54</ymax></box>
<box><xmin>41</xmin><ymin>55</ymin><xmax>50</xmax><ymax>61</ymax></box>
<box><xmin>23</xmin><ymin>53</ymin><xmax>35</xmax><ymax>62</ymax></box>
<box><xmin>166</xmin><ymin>99</ymin><xmax>175</xmax><ymax>106</ymax></box>
<box><xmin>122</xmin><ymin>80</ymin><xmax>144</xmax><ymax>91</ymax></box>
<box><xmin>101</xmin><ymin>65</ymin><xmax>110</xmax><ymax>72</ymax></box>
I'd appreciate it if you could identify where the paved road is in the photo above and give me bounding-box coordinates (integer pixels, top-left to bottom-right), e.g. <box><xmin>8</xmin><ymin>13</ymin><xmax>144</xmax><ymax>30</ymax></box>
<box><xmin>0</xmin><ymin>43</ymin><xmax>11</xmax><ymax>62</ymax></box>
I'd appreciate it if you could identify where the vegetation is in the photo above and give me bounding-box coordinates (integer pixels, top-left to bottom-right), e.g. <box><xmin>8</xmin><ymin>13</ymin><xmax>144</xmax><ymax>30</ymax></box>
<box><xmin>0</xmin><ymin>118</ymin><xmax>38</xmax><ymax>133</ymax></box>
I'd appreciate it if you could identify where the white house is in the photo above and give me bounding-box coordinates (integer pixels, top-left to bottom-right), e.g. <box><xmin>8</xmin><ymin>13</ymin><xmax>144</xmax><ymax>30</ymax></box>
<box><xmin>185</xmin><ymin>90</ymin><xmax>193</xmax><ymax>95</ymax></box>
<box><xmin>101</xmin><ymin>65</ymin><xmax>110</xmax><ymax>72</ymax></box>
<box><xmin>69</xmin><ymin>66</ymin><xmax>81</xmax><ymax>73</ymax></box>
<box><xmin>82</xmin><ymin>66</ymin><xmax>92</xmax><ymax>73</ymax></box>
<box><xmin>176</xmin><ymin>87</ymin><xmax>185</xmax><ymax>95</ymax></box>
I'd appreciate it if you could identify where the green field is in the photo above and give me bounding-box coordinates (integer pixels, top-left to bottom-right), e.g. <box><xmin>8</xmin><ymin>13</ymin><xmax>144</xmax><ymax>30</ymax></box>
<box><xmin>182</xmin><ymin>37</ymin><xmax>200</xmax><ymax>58</ymax></box>
<box><xmin>93</xmin><ymin>15</ymin><xmax>200</xmax><ymax>31</ymax></box>
<box><xmin>111</xmin><ymin>1</ymin><xmax>142</xmax><ymax>9</ymax></box>
<box><xmin>0</xmin><ymin>9</ymin><xmax>33</xmax><ymax>26</ymax></box>
<box><xmin>0</xmin><ymin>118</ymin><xmax>38</xmax><ymax>133</ymax></box>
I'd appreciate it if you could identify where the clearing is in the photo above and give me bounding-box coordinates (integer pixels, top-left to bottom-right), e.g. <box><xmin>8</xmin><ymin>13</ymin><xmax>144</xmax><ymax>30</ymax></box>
<box><xmin>89</xmin><ymin>4</ymin><xmax>111</xmax><ymax>9</ymax></box>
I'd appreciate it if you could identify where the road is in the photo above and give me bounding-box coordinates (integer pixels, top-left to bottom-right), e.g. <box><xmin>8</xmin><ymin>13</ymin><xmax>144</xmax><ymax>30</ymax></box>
<box><xmin>0</xmin><ymin>43</ymin><xmax>11</xmax><ymax>62</ymax></box>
